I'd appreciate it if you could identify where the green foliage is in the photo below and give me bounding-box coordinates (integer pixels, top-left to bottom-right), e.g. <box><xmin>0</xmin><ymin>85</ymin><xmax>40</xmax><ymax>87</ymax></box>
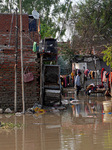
<box><xmin>71</xmin><ymin>0</ymin><xmax>112</xmax><ymax>53</ymax></box>
<box><xmin>40</xmin><ymin>24</ymin><xmax>53</xmax><ymax>39</ymax></box>
<box><xmin>57</xmin><ymin>55</ymin><xmax>71</xmax><ymax>75</ymax></box>
<box><xmin>0</xmin><ymin>0</ymin><xmax>72</xmax><ymax>39</ymax></box>
<box><xmin>0</xmin><ymin>0</ymin><xmax>18</xmax><ymax>13</ymax></box>
<box><xmin>58</xmin><ymin>42</ymin><xmax>74</xmax><ymax>61</ymax></box>
<box><xmin>0</xmin><ymin>121</ymin><xmax>22</xmax><ymax>129</ymax></box>
<box><xmin>102</xmin><ymin>46</ymin><xmax>112</xmax><ymax>68</ymax></box>
<box><xmin>0</xmin><ymin>0</ymin><xmax>2</xmax><ymax>9</ymax></box>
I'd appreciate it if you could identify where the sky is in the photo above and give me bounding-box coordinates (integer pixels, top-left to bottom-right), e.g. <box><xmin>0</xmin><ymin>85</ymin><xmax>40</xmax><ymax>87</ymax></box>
<box><xmin>60</xmin><ymin>0</ymin><xmax>83</xmax><ymax>42</ymax></box>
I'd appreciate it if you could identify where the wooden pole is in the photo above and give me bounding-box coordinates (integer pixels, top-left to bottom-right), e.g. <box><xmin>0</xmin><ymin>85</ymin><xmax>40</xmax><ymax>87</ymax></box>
<box><xmin>93</xmin><ymin>36</ymin><xmax>97</xmax><ymax>86</ymax></box>
<box><xmin>93</xmin><ymin>46</ymin><xmax>97</xmax><ymax>85</ymax></box>
<box><xmin>40</xmin><ymin>54</ymin><xmax>43</xmax><ymax>107</ymax></box>
<box><xmin>14</xmin><ymin>8</ymin><xmax>18</xmax><ymax>112</ymax></box>
<box><xmin>20</xmin><ymin>0</ymin><xmax>25</xmax><ymax>113</ymax></box>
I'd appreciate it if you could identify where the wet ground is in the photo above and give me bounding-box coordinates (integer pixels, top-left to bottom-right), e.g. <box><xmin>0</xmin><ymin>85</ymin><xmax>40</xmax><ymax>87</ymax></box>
<box><xmin>0</xmin><ymin>89</ymin><xmax>112</xmax><ymax>150</ymax></box>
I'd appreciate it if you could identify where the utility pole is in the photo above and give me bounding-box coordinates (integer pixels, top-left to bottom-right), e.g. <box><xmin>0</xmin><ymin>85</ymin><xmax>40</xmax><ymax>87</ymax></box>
<box><xmin>93</xmin><ymin>36</ymin><xmax>97</xmax><ymax>86</ymax></box>
<box><xmin>14</xmin><ymin>8</ymin><xmax>18</xmax><ymax>112</ymax></box>
<box><xmin>20</xmin><ymin>0</ymin><xmax>25</xmax><ymax>113</ymax></box>
<box><xmin>40</xmin><ymin>54</ymin><xmax>43</xmax><ymax>107</ymax></box>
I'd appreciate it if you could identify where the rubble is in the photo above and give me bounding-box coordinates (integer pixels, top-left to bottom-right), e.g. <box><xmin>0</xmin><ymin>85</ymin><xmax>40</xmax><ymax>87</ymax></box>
<box><xmin>0</xmin><ymin>108</ymin><xmax>3</xmax><ymax>114</ymax></box>
<box><xmin>4</xmin><ymin>108</ymin><xmax>12</xmax><ymax>113</ymax></box>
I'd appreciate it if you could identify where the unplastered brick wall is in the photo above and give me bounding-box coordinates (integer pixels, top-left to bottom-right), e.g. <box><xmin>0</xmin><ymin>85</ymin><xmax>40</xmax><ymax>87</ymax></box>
<box><xmin>0</xmin><ymin>48</ymin><xmax>40</xmax><ymax>112</ymax></box>
<box><xmin>0</xmin><ymin>13</ymin><xmax>40</xmax><ymax>111</ymax></box>
<box><xmin>0</xmin><ymin>14</ymin><xmax>40</xmax><ymax>49</ymax></box>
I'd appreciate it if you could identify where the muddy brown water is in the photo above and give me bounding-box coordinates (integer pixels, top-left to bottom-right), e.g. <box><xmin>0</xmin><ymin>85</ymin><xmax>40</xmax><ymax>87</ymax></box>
<box><xmin>0</xmin><ymin>94</ymin><xmax>112</xmax><ymax>150</ymax></box>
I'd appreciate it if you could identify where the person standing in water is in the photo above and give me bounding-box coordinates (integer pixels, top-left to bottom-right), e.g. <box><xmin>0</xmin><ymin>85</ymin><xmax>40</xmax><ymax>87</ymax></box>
<box><xmin>75</xmin><ymin>71</ymin><xmax>81</xmax><ymax>96</ymax></box>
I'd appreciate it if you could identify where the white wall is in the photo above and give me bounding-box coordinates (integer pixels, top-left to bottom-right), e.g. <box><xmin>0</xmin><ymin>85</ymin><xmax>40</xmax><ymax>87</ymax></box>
<box><xmin>72</xmin><ymin>63</ymin><xmax>87</xmax><ymax>71</ymax></box>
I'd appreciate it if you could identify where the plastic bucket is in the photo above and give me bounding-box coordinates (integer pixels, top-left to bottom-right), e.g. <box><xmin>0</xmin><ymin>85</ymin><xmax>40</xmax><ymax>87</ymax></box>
<box><xmin>103</xmin><ymin>101</ymin><xmax>112</xmax><ymax>113</ymax></box>
<box><xmin>103</xmin><ymin>113</ymin><xmax>112</xmax><ymax>123</ymax></box>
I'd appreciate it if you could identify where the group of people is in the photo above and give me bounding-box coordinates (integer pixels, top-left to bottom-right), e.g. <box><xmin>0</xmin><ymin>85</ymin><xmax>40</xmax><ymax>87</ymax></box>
<box><xmin>62</xmin><ymin>67</ymin><xmax>112</xmax><ymax>97</ymax></box>
<box><xmin>73</xmin><ymin>68</ymin><xmax>112</xmax><ymax>97</ymax></box>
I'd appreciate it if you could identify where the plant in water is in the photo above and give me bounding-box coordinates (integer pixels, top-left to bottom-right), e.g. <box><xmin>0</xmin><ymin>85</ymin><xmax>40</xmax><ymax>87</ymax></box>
<box><xmin>0</xmin><ymin>121</ymin><xmax>22</xmax><ymax>129</ymax></box>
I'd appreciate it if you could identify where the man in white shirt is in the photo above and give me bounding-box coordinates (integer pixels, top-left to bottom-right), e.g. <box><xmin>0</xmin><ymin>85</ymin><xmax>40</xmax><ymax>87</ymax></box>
<box><xmin>75</xmin><ymin>71</ymin><xmax>81</xmax><ymax>96</ymax></box>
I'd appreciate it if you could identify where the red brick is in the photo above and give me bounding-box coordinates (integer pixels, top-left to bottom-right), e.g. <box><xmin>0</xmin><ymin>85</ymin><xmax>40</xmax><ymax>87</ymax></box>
<box><xmin>0</xmin><ymin>14</ymin><xmax>40</xmax><ymax>111</ymax></box>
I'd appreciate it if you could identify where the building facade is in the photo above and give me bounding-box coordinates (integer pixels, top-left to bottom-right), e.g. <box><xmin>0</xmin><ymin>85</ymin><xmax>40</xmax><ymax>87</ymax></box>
<box><xmin>0</xmin><ymin>14</ymin><xmax>40</xmax><ymax>111</ymax></box>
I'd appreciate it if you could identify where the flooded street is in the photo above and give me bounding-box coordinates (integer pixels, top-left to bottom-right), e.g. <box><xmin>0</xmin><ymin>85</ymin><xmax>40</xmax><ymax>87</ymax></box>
<box><xmin>0</xmin><ymin>93</ymin><xmax>112</xmax><ymax>150</ymax></box>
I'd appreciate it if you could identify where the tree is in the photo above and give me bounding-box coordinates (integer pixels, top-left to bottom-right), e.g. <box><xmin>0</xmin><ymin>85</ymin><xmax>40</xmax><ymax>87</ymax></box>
<box><xmin>102</xmin><ymin>46</ymin><xmax>112</xmax><ymax>96</ymax></box>
<box><xmin>22</xmin><ymin>0</ymin><xmax>72</xmax><ymax>39</ymax></box>
<box><xmin>0</xmin><ymin>0</ymin><xmax>17</xmax><ymax>13</ymax></box>
<box><xmin>102</xmin><ymin>46</ymin><xmax>112</xmax><ymax>68</ymax></box>
<box><xmin>0</xmin><ymin>0</ymin><xmax>3</xmax><ymax>9</ymax></box>
<box><xmin>70</xmin><ymin>0</ymin><xmax>112</xmax><ymax>54</ymax></box>
<box><xmin>58</xmin><ymin>41</ymin><xmax>74</xmax><ymax>61</ymax></box>
<box><xmin>0</xmin><ymin>0</ymin><xmax>72</xmax><ymax>39</ymax></box>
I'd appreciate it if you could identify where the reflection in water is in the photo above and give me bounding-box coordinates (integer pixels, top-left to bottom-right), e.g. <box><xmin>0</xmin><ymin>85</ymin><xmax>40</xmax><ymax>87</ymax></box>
<box><xmin>0</xmin><ymin>96</ymin><xmax>112</xmax><ymax>150</ymax></box>
<box><xmin>15</xmin><ymin>116</ymin><xmax>17</xmax><ymax>150</ymax></box>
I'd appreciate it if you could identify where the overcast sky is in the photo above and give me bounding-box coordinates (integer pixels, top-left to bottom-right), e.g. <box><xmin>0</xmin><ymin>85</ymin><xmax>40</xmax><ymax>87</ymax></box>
<box><xmin>59</xmin><ymin>0</ymin><xmax>81</xmax><ymax>42</ymax></box>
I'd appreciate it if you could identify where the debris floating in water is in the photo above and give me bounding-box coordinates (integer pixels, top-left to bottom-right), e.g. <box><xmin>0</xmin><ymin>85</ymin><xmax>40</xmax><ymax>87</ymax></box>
<box><xmin>0</xmin><ymin>121</ymin><xmax>22</xmax><ymax>129</ymax></box>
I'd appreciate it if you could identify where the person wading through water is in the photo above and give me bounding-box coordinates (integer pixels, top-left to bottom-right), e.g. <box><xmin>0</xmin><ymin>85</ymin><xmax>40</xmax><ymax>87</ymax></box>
<box><xmin>75</xmin><ymin>71</ymin><xmax>81</xmax><ymax>96</ymax></box>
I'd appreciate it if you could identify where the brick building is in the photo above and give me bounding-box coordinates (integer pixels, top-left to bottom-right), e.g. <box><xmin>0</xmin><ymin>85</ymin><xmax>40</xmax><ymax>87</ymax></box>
<box><xmin>0</xmin><ymin>13</ymin><xmax>40</xmax><ymax>111</ymax></box>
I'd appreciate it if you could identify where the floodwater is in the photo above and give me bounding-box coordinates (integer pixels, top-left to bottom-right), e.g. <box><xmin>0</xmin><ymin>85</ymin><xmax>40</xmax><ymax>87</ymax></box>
<box><xmin>0</xmin><ymin>92</ymin><xmax>112</xmax><ymax>150</ymax></box>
